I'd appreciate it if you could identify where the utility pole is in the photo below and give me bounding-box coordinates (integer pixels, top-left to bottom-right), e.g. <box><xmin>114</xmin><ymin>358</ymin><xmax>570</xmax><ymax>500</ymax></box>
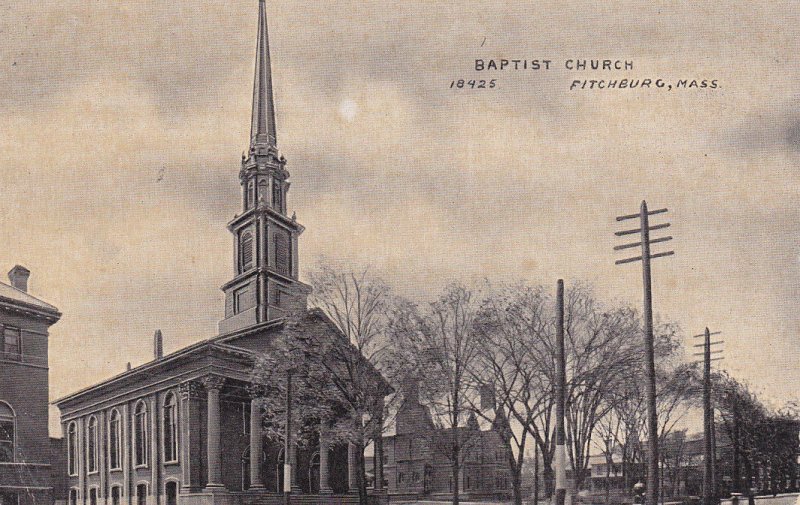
<box><xmin>554</xmin><ymin>279</ymin><xmax>567</xmax><ymax>505</ymax></box>
<box><xmin>614</xmin><ymin>201</ymin><xmax>674</xmax><ymax>505</ymax></box>
<box><xmin>284</xmin><ymin>369</ymin><xmax>294</xmax><ymax>505</ymax></box>
<box><xmin>693</xmin><ymin>329</ymin><xmax>724</xmax><ymax>505</ymax></box>
<box><xmin>534</xmin><ymin>442</ymin><xmax>540</xmax><ymax>505</ymax></box>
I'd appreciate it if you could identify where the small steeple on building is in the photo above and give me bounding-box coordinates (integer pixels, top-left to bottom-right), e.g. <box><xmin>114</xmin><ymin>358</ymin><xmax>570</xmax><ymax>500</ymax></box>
<box><xmin>219</xmin><ymin>0</ymin><xmax>310</xmax><ymax>334</ymax></box>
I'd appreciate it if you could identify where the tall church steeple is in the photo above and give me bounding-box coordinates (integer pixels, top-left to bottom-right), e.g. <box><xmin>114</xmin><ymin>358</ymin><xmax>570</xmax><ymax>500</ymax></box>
<box><xmin>250</xmin><ymin>0</ymin><xmax>278</xmax><ymax>149</ymax></box>
<box><xmin>219</xmin><ymin>0</ymin><xmax>310</xmax><ymax>334</ymax></box>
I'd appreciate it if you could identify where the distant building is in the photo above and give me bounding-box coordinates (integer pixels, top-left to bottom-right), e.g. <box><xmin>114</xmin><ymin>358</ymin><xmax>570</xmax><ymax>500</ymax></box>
<box><xmin>589</xmin><ymin>424</ymin><xmax>800</xmax><ymax>501</ymax></box>
<box><xmin>382</xmin><ymin>385</ymin><xmax>512</xmax><ymax>500</ymax></box>
<box><xmin>0</xmin><ymin>266</ymin><xmax>63</xmax><ymax>505</ymax></box>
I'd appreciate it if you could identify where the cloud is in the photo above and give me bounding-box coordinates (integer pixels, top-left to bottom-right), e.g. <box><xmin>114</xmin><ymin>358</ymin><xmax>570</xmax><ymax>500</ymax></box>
<box><xmin>2</xmin><ymin>1</ymin><xmax>800</xmax><ymax>434</ymax></box>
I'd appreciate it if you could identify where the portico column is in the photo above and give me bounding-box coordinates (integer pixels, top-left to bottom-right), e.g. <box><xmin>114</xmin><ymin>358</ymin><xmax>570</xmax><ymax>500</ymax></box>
<box><xmin>203</xmin><ymin>375</ymin><xmax>226</xmax><ymax>490</ymax></box>
<box><xmin>347</xmin><ymin>442</ymin><xmax>357</xmax><ymax>493</ymax></box>
<box><xmin>249</xmin><ymin>398</ymin><xmax>265</xmax><ymax>490</ymax></box>
<box><xmin>290</xmin><ymin>444</ymin><xmax>301</xmax><ymax>493</ymax></box>
<box><xmin>318</xmin><ymin>425</ymin><xmax>332</xmax><ymax>495</ymax></box>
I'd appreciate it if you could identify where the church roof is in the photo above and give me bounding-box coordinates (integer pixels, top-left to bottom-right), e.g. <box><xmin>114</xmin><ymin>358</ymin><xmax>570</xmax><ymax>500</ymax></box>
<box><xmin>0</xmin><ymin>279</ymin><xmax>61</xmax><ymax>320</ymax></box>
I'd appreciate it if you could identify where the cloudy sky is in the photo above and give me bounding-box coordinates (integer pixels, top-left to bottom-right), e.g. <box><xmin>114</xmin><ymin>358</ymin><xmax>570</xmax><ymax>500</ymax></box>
<box><xmin>1</xmin><ymin>1</ymin><xmax>799</xmax><ymax>434</ymax></box>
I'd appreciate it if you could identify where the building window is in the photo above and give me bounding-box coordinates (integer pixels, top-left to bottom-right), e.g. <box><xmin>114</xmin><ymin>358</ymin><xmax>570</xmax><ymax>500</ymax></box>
<box><xmin>398</xmin><ymin>472</ymin><xmax>404</xmax><ymax>484</ymax></box>
<box><xmin>109</xmin><ymin>410</ymin><xmax>121</xmax><ymax>470</ymax></box>
<box><xmin>67</xmin><ymin>422</ymin><xmax>78</xmax><ymax>475</ymax></box>
<box><xmin>136</xmin><ymin>484</ymin><xmax>147</xmax><ymax>505</ymax></box>
<box><xmin>89</xmin><ymin>488</ymin><xmax>97</xmax><ymax>505</ymax></box>
<box><xmin>272</xmin><ymin>287</ymin><xmax>282</xmax><ymax>307</ymax></box>
<box><xmin>239</xmin><ymin>232</ymin><xmax>254</xmax><ymax>273</ymax></box>
<box><xmin>234</xmin><ymin>286</ymin><xmax>254</xmax><ymax>314</ymax></box>
<box><xmin>247</xmin><ymin>181</ymin><xmax>256</xmax><ymax>210</ymax></box>
<box><xmin>134</xmin><ymin>402</ymin><xmax>148</xmax><ymax>467</ymax></box>
<box><xmin>2</xmin><ymin>326</ymin><xmax>21</xmax><ymax>358</ymax></box>
<box><xmin>272</xmin><ymin>179</ymin><xmax>283</xmax><ymax>212</ymax></box>
<box><xmin>87</xmin><ymin>416</ymin><xmax>98</xmax><ymax>473</ymax></box>
<box><xmin>163</xmin><ymin>393</ymin><xmax>178</xmax><ymax>463</ymax></box>
<box><xmin>165</xmin><ymin>482</ymin><xmax>178</xmax><ymax>505</ymax></box>
<box><xmin>0</xmin><ymin>402</ymin><xmax>14</xmax><ymax>463</ymax></box>
<box><xmin>274</xmin><ymin>232</ymin><xmax>290</xmax><ymax>276</ymax></box>
<box><xmin>110</xmin><ymin>487</ymin><xmax>121</xmax><ymax>505</ymax></box>
<box><xmin>69</xmin><ymin>489</ymin><xmax>79</xmax><ymax>505</ymax></box>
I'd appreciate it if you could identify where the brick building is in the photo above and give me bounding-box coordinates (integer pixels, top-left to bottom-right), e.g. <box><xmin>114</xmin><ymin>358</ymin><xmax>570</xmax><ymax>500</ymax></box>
<box><xmin>53</xmin><ymin>3</ymin><xmax>387</xmax><ymax>505</ymax></box>
<box><xmin>0</xmin><ymin>266</ymin><xmax>63</xmax><ymax>505</ymax></box>
<box><xmin>382</xmin><ymin>386</ymin><xmax>512</xmax><ymax>500</ymax></box>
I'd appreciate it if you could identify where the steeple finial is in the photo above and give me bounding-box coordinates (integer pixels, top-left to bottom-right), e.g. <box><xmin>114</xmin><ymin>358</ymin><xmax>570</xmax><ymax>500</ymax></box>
<box><xmin>250</xmin><ymin>0</ymin><xmax>278</xmax><ymax>149</ymax></box>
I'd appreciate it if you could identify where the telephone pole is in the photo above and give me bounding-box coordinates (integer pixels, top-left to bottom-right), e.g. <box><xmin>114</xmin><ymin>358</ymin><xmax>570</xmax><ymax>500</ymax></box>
<box><xmin>693</xmin><ymin>329</ymin><xmax>724</xmax><ymax>505</ymax></box>
<box><xmin>614</xmin><ymin>201</ymin><xmax>674</xmax><ymax>505</ymax></box>
<box><xmin>284</xmin><ymin>369</ymin><xmax>294</xmax><ymax>505</ymax></box>
<box><xmin>554</xmin><ymin>279</ymin><xmax>567</xmax><ymax>505</ymax></box>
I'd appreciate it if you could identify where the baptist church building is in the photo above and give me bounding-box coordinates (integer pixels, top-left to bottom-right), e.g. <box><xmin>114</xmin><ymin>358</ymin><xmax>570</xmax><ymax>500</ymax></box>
<box><xmin>53</xmin><ymin>3</ymin><xmax>386</xmax><ymax>505</ymax></box>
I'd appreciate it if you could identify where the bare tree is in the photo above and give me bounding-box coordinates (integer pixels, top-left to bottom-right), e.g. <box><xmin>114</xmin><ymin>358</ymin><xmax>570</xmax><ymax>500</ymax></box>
<box><xmin>597</xmin><ymin>326</ymin><xmax>697</xmax><ymax>496</ymax></box>
<box><xmin>469</xmin><ymin>283</ymin><xmax>553</xmax><ymax>505</ymax></box>
<box><xmin>388</xmin><ymin>284</ymin><xmax>482</xmax><ymax>505</ymax></box>
<box><xmin>303</xmin><ymin>260</ymin><xmax>398</xmax><ymax>505</ymax></box>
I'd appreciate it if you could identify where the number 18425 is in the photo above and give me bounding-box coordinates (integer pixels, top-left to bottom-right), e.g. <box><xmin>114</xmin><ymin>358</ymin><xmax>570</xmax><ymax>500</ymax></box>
<box><xmin>450</xmin><ymin>79</ymin><xmax>497</xmax><ymax>89</ymax></box>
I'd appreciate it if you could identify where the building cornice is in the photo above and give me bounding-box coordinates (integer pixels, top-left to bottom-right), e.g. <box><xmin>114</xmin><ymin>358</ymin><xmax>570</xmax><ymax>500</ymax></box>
<box><xmin>0</xmin><ymin>298</ymin><xmax>61</xmax><ymax>323</ymax></box>
<box><xmin>226</xmin><ymin>206</ymin><xmax>304</xmax><ymax>234</ymax></box>
<box><xmin>53</xmin><ymin>341</ymin><xmax>256</xmax><ymax>409</ymax></box>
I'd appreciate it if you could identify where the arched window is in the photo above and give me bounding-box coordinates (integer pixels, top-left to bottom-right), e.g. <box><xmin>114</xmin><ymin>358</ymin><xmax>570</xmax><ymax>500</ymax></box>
<box><xmin>276</xmin><ymin>448</ymin><xmax>285</xmax><ymax>493</ymax></box>
<box><xmin>165</xmin><ymin>482</ymin><xmax>178</xmax><ymax>505</ymax></box>
<box><xmin>134</xmin><ymin>402</ymin><xmax>148</xmax><ymax>467</ymax></box>
<box><xmin>0</xmin><ymin>402</ymin><xmax>14</xmax><ymax>463</ymax></box>
<box><xmin>272</xmin><ymin>180</ymin><xmax>283</xmax><ymax>212</ymax></box>
<box><xmin>67</xmin><ymin>422</ymin><xmax>78</xmax><ymax>475</ymax></box>
<box><xmin>109</xmin><ymin>410</ymin><xmax>121</xmax><ymax>470</ymax></box>
<box><xmin>239</xmin><ymin>232</ymin><xmax>254</xmax><ymax>273</ymax></box>
<box><xmin>87</xmin><ymin>416</ymin><xmax>98</xmax><ymax>473</ymax></box>
<box><xmin>69</xmin><ymin>488</ymin><xmax>79</xmax><ymax>505</ymax></box>
<box><xmin>247</xmin><ymin>181</ymin><xmax>255</xmax><ymax>210</ymax></box>
<box><xmin>110</xmin><ymin>486</ymin><xmax>121</xmax><ymax>505</ymax></box>
<box><xmin>135</xmin><ymin>484</ymin><xmax>147</xmax><ymax>505</ymax></box>
<box><xmin>162</xmin><ymin>393</ymin><xmax>178</xmax><ymax>463</ymax></box>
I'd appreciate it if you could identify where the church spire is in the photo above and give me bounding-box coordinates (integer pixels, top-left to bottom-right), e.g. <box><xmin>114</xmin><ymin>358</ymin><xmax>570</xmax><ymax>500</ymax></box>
<box><xmin>250</xmin><ymin>0</ymin><xmax>278</xmax><ymax>149</ymax></box>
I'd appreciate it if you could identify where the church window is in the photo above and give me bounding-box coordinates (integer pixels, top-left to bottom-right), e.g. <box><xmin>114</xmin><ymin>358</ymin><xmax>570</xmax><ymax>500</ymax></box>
<box><xmin>69</xmin><ymin>489</ymin><xmax>79</xmax><ymax>505</ymax></box>
<box><xmin>274</xmin><ymin>232</ymin><xmax>290</xmax><ymax>276</ymax></box>
<box><xmin>272</xmin><ymin>180</ymin><xmax>283</xmax><ymax>212</ymax></box>
<box><xmin>272</xmin><ymin>288</ymin><xmax>281</xmax><ymax>307</ymax></box>
<box><xmin>2</xmin><ymin>326</ymin><xmax>20</xmax><ymax>358</ymax></box>
<box><xmin>111</xmin><ymin>487</ymin><xmax>121</xmax><ymax>505</ymax></box>
<box><xmin>67</xmin><ymin>421</ymin><xmax>78</xmax><ymax>475</ymax></box>
<box><xmin>0</xmin><ymin>402</ymin><xmax>14</xmax><ymax>463</ymax></box>
<box><xmin>136</xmin><ymin>485</ymin><xmax>147</xmax><ymax>505</ymax></box>
<box><xmin>163</xmin><ymin>393</ymin><xmax>178</xmax><ymax>463</ymax></box>
<box><xmin>89</xmin><ymin>488</ymin><xmax>97</xmax><ymax>505</ymax></box>
<box><xmin>234</xmin><ymin>287</ymin><xmax>254</xmax><ymax>314</ymax></box>
<box><xmin>109</xmin><ymin>410</ymin><xmax>121</xmax><ymax>470</ymax></box>
<box><xmin>247</xmin><ymin>181</ymin><xmax>256</xmax><ymax>209</ymax></box>
<box><xmin>165</xmin><ymin>482</ymin><xmax>178</xmax><ymax>505</ymax></box>
<box><xmin>87</xmin><ymin>416</ymin><xmax>98</xmax><ymax>474</ymax></box>
<box><xmin>134</xmin><ymin>402</ymin><xmax>149</xmax><ymax>467</ymax></box>
<box><xmin>239</xmin><ymin>232</ymin><xmax>254</xmax><ymax>273</ymax></box>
